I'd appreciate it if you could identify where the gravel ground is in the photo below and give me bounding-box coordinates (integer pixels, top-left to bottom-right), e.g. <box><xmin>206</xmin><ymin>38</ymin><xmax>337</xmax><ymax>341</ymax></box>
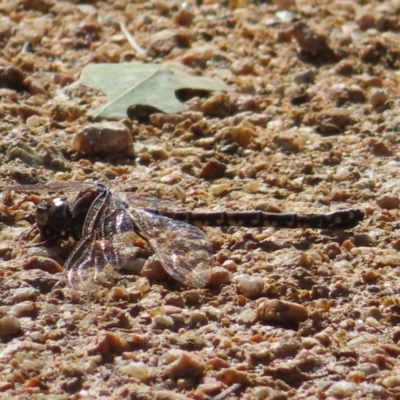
<box><xmin>1</xmin><ymin>0</ymin><xmax>400</xmax><ymax>399</ymax></box>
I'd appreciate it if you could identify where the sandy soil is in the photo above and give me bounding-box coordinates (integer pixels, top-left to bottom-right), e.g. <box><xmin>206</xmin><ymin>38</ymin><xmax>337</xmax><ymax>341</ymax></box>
<box><xmin>1</xmin><ymin>0</ymin><xmax>400</xmax><ymax>399</ymax></box>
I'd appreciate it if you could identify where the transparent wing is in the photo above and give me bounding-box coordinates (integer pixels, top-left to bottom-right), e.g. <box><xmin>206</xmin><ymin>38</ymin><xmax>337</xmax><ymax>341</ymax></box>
<box><xmin>128</xmin><ymin>209</ymin><xmax>213</xmax><ymax>288</ymax></box>
<box><xmin>123</xmin><ymin>193</ymin><xmax>175</xmax><ymax>210</ymax></box>
<box><xmin>64</xmin><ymin>232</ymin><xmax>120</xmax><ymax>291</ymax></box>
<box><xmin>63</xmin><ymin>190</ymin><xmax>136</xmax><ymax>291</ymax></box>
<box><xmin>0</xmin><ymin>182</ymin><xmax>95</xmax><ymax>193</ymax></box>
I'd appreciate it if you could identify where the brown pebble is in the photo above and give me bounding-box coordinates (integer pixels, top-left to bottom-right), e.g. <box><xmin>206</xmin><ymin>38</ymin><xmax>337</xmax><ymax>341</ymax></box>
<box><xmin>22</xmin><ymin>256</ymin><xmax>63</xmax><ymax>274</ymax></box>
<box><xmin>377</xmin><ymin>194</ymin><xmax>399</xmax><ymax>210</ymax></box>
<box><xmin>163</xmin><ymin>351</ymin><xmax>206</xmax><ymax>379</ymax></box>
<box><xmin>201</xmin><ymin>92</ymin><xmax>231</xmax><ymax>118</ymax></box>
<box><xmin>363</xmin><ymin>138</ymin><xmax>393</xmax><ymax>156</ymax></box>
<box><xmin>17</xmin><ymin>104</ymin><xmax>44</xmax><ymax>122</ymax></box>
<box><xmin>216</xmin><ymin>368</ymin><xmax>252</xmax><ymax>386</ymax></box>
<box><xmin>291</xmin><ymin>22</ymin><xmax>336</xmax><ymax>60</ymax></box>
<box><xmin>196</xmin><ymin>378</ymin><xmax>224</xmax><ymax>395</ymax></box>
<box><xmin>0</xmin><ymin>66</ymin><xmax>27</xmax><ymax>91</ymax></box>
<box><xmin>207</xmin><ymin>357</ymin><xmax>230</xmax><ymax>370</ymax></box>
<box><xmin>0</xmin><ymin>315</ymin><xmax>21</xmax><ymax>336</ymax></box>
<box><xmin>316</xmin><ymin>108</ymin><xmax>353</xmax><ymax>134</ymax></box>
<box><xmin>141</xmin><ymin>259</ymin><xmax>170</xmax><ymax>282</ymax></box>
<box><xmin>51</xmin><ymin>102</ymin><xmax>85</xmax><ymax>122</ymax></box>
<box><xmin>199</xmin><ymin>159</ymin><xmax>226</xmax><ymax>180</ymax></box>
<box><xmin>71</xmin><ymin>121</ymin><xmax>132</xmax><ymax>155</ymax></box>
<box><xmin>88</xmin><ymin>332</ymin><xmax>129</xmax><ymax>355</ymax></box>
<box><xmin>230</xmin><ymin>121</ymin><xmax>255</xmax><ymax>147</ymax></box>
<box><xmin>108</xmin><ymin>286</ymin><xmax>129</xmax><ymax>301</ymax></box>
<box><xmin>357</xmin><ymin>13</ymin><xmax>376</xmax><ymax>30</ymax></box>
<box><xmin>273</xmin><ymin>131</ymin><xmax>304</xmax><ymax>152</ymax></box>
<box><xmin>61</xmin><ymin>363</ymin><xmax>84</xmax><ymax>378</ymax></box>
<box><xmin>174</xmin><ymin>9</ymin><xmax>194</xmax><ymax>26</ymax></box>
<box><xmin>207</xmin><ymin>267</ymin><xmax>231</xmax><ymax>286</ymax></box>
<box><xmin>257</xmin><ymin>299</ymin><xmax>309</xmax><ymax>323</ymax></box>
<box><xmin>361</xmin><ymin>269</ymin><xmax>380</xmax><ymax>283</ymax></box>
<box><xmin>230</xmin><ymin>59</ymin><xmax>254</xmax><ymax>75</ymax></box>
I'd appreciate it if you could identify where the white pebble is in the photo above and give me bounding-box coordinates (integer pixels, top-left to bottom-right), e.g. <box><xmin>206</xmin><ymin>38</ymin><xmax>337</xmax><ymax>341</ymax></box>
<box><xmin>333</xmin><ymin>167</ymin><xmax>351</xmax><ymax>182</ymax></box>
<box><xmin>330</xmin><ymin>381</ymin><xmax>357</xmax><ymax>397</ymax></box>
<box><xmin>10</xmin><ymin>287</ymin><xmax>40</xmax><ymax>303</ymax></box>
<box><xmin>235</xmin><ymin>274</ymin><xmax>264</xmax><ymax>298</ymax></box>
<box><xmin>120</xmin><ymin>361</ymin><xmax>149</xmax><ymax>382</ymax></box>
<box><xmin>357</xmin><ymin>363</ymin><xmax>379</xmax><ymax>377</ymax></box>
<box><xmin>369</xmin><ymin>89</ymin><xmax>388</xmax><ymax>107</ymax></box>
<box><xmin>153</xmin><ymin>314</ymin><xmax>174</xmax><ymax>328</ymax></box>
<box><xmin>209</xmin><ymin>183</ymin><xmax>230</xmax><ymax>196</ymax></box>
<box><xmin>347</xmin><ymin>334</ymin><xmax>375</xmax><ymax>348</ymax></box>
<box><xmin>10</xmin><ymin>301</ymin><xmax>36</xmax><ymax>317</ymax></box>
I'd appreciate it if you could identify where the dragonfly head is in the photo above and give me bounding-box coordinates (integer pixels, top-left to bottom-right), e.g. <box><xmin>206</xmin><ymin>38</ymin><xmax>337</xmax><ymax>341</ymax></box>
<box><xmin>35</xmin><ymin>197</ymin><xmax>70</xmax><ymax>240</ymax></box>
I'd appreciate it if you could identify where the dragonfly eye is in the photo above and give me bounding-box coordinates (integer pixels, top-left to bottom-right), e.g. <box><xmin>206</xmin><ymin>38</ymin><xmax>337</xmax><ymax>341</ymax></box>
<box><xmin>35</xmin><ymin>197</ymin><xmax>70</xmax><ymax>239</ymax></box>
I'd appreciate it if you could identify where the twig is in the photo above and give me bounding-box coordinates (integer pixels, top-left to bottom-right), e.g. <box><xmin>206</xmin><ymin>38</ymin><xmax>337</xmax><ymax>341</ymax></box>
<box><xmin>118</xmin><ymin>22</ymin><xmax>146</xmax><ymax>56</ymax></box>
<box><xmin>211</xmin><ymin>383</ymin><xmax>242</xmax><ymax>400</ymax></box>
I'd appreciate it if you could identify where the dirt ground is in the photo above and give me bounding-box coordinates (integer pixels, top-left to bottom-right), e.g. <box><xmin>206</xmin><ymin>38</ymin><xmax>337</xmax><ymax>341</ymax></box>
<box><xmin>1</xmin><ymin>0</ymin><xmax>400</xmax><ymax>399</ymax></box>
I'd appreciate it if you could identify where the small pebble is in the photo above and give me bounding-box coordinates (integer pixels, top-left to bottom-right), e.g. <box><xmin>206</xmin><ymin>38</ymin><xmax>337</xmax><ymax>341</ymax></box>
<box><xmin>270</xmin><ymin>338</ymin><xmax>302</xmax><ymax>359</ymax></box>
<box><xmin>10</xmin><ymin>301</ymin><xmax>36</xmax><ymax>317</ymax></box>
<box><xmin>207</xmin><ymin>267</ymin><xmax>231</xmax><ymax>286</ymax></box>
<box><xmin>61</xmin><ymin>363</ymin><xmax>84</xmax><ymax>378</ymax></box>
<box><xmin>22</xmin><ymin>256</ymin><xmax>63</xmax><ymax>274</ymax></box>
<box><xmin>356</xmin><ymin>13</ymin><xmax>376</xmax><ymax>30</ymax></box>
<box><xmin>347</xmin><ymin>334</ymin><xmax>376</xmax><ymax>349</ymax></box>
<box><xmin>51</xmin><ymin>101</ymin><xmax>85</xmax><ymax>122</ymax></box>
<box><xmin>273</xmin><ymin>0</ymin><xmax>295</xmax><ymax>9</ymax></box>
<box><xmin>329</xmin><ymin>381</ymin><xmax>357</xmax><ymax>397</ymax></box>
<box><xmin>88</xmin><ymin>332</ymin><xmax>129</xmax><ymax>355</ymax></box>
<box><xmin>257</xmin><ymin>299</ymin><xmax>308</xmax><ymax>323</ymax></box>
<box><xmin>196</xmin><ymin>378</ymin><xmax>224</xmax><ymax>395</ymax></box>
<box><xmin>369</xmin><ymin>89</ymin><xmax>388</xmax><ymax>107</ymax></box>
<box><xmin>377</xmin><ymin>194</ymin><xmax>399</xmax><ymax>210</ymax></box>
<box><xmin>119</xmin><ymin>361</ymin><xmax>149</xmax><ymax>382</ymax></box>
<box><xmin>382</xmin><ymin>376</ymin><xmax>400</xmax><ymax>388</ymax></box>
<box><xmin>141</xmin><ymin>259</ymin><xmax>170</xmax><ymax>283</ymax></box>
<box><xmin>10</xmin><ymin>287</ymin><xmax>40</xmax><ymax>303</ymax></box>
<box><xmin>163</xmin><ymin>351</ymin><xmax>205</xmax><ymax>379</ymax></box>
<box><xmin>316</xmin><ymin>108</ymin><xmax>353</xmax><ymax>134</ymax></box>
<box><xmin>0</xmin><ymin>315</ymin><xmax>21</xmax><ymax>336</ymax></box>
<box><xmin>235</xmin><ymin>274</ymin><xmax>264</xmax><ymax>298</ymax></box>
<box><xmin>209</xmin><ymin>183</ymin><xmax>230</xmax><ymax>197</ymax></box>
<box><xmin>230</xmin><ymin>121</ymin><xmax>255</xmax><ymax>147</ymax></box>
<box><xmin>0</xmin><ymin>66</ymin><xmax>27</xmax><ymax>91</ymax></box>
<box><xmin>190</xmin><ymin>310</ymin><xmax>208</xmax><ymax>325</ymax></box>
<box><xmin>201</xmin><ymin>92</ymin><xmax>230</xmax><ymax>118</ymax></box>
<box><xmin>199</xmin><ymin>159</ymin><xmax>227</xmax><ymax>180</ymax></box>
<box><xmin>237</xmin><ymin>308</ymin><xmax>258</xmax><ymax>325</ymax></box>
<box><xmin>294</xmin><ymin>69</ymin><xmax>315</xmax><ymax>84</ymax></box>
<box><xmin>153</xmin><ymin>314</ymin><xmax>175</xmax><ymax>328</ymax></box>
<box><xmin>71</xmin><ymin>121</ymin><xmax>132</xmax><ymax>155</ymax></box>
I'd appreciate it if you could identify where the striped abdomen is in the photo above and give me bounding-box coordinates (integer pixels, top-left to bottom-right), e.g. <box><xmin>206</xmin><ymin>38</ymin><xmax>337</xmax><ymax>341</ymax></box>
<box><xmin>147</xmin><ymin>208</ymin><xmax>364</xmax><ymax>230</ymax></box>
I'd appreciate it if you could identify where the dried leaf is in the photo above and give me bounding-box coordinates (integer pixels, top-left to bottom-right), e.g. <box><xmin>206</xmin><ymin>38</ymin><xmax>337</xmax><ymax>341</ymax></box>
<box><xmin>79</xmin><ymin>63</ymin><xmax>230</xmax><ymax>120</ymax></box>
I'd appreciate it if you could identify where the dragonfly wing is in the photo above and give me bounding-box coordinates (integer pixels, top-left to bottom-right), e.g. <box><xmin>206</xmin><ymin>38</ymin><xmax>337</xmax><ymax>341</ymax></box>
<box><xmin>63</xmin><ymin>231</ymin><xmax>121</xmax><ymax>291</ymax></box>
<box><xmin>0</xmin><ymin>182</ymin><xmax>95</xmax><ymax>193</ymax></box>
<box><xmin>123</xmin><ymin>193</ymin><xmax>175</xmax><ymax>210</ymax></box>
<box><xmin>64</xmin><ymin>190</ymin><xmax>134</xmax><ymax>291</ymax></box>
<box><xmin>129</xmin><ymin>209</ymin><xmax>213</xmax><ymax>288</ymax></box>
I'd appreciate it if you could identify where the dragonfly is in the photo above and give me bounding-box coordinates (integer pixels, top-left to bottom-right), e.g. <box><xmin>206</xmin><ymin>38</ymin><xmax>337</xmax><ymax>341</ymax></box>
<box><xmin>0</xmin><ymin>182</ymin><xmax>365</xmax><ymax>290</ymax></box>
